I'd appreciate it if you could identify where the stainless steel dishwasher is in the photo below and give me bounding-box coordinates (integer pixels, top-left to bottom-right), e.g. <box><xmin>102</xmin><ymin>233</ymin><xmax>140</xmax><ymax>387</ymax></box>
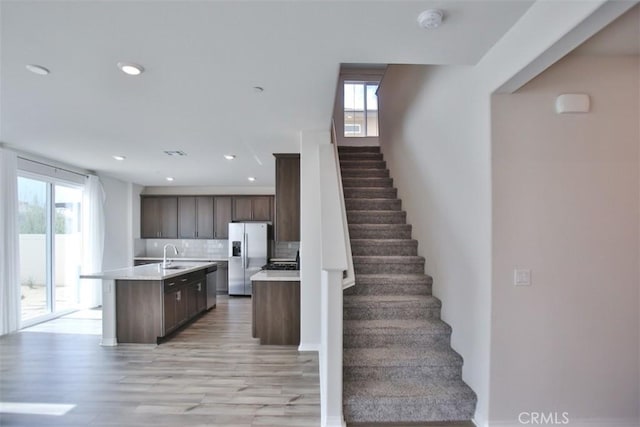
<box><xmin>205</xmin><ymin>265</ymin><xmax>217</xmax><ymax>309</ymax></box>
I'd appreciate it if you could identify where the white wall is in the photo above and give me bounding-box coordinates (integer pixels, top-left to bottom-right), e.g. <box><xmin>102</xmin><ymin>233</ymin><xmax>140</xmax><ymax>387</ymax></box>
<box><xmin>299</xmin><ymin>130</ymin><xmax>331</xmax><ymax>352</ymax></box>
<box><xmin>100</xmin><ymin>174</ymin><xmax>140</xmax><ymax>270</ymax></box>
<box><xmin>375</xmin><ymin>3</ymin><xmax>628</xmax><ymax>425</ymax></box>
<box><xmin>378</xmin><ymin>64</ymin><xmax>493</xmax><ymax>424</ymax></box>
<box><xmin>491</xmin><ymin>54</ymin><xmax>639</xmax><ymax>425</ymax></box>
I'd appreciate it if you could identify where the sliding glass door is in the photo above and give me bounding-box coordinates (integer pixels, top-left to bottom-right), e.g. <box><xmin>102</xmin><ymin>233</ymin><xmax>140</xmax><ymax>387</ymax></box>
<box><xmin>18</xmin><ymin>175</ymin><xmax>83</xmax><ymax>325</ymax></box>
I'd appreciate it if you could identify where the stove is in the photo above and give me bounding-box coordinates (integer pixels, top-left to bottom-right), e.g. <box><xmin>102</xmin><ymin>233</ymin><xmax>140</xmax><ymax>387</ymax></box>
<box><xmin>262</xmin><ymin>262</ymin><xmax>298</xmax><ymax>271</ymax></box>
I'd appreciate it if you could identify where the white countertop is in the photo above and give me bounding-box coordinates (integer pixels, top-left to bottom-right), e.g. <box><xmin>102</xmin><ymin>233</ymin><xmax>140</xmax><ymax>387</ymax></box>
<box><xmin>134</xmin><ymin>256</ymin><xmax>228</xmax><ymax>262</ymax></box>
<box><xmin>80</xmin><ymin>261</ymin><xmax>217</xmax><ymax>281</ymax></box>
<box><xmin>250</xmin><ymin>270</ymin><xmax>300</xmax><ymax>282</ymax></box>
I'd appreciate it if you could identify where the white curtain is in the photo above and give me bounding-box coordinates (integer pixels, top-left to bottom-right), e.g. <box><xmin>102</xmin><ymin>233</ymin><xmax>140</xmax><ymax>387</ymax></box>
<box><xmin>0</xmin><ymin>148</ymin><xmax>21</xmax><ymax>335</ymax></box>
<box><xmin>80</xmin><ymin>175</ymin><xmax>105</xmax><ymax>308</ymax></box>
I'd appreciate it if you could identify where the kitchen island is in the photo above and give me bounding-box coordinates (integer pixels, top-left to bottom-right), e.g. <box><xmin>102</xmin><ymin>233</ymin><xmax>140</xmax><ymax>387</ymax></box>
<box><xmin>81</xmin><ymin>262</ymin><xmax>216</xmax><ymax>345</ymax></box>
<box><xmin>250</xmin><ymin>270</ymin><xmax>300</xmax><ymax>345</ymax></box>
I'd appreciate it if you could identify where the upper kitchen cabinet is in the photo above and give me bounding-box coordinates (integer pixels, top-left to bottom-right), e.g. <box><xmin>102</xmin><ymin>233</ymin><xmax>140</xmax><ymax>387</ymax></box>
<box><xmin>274</xmin><ymin>154</ymin><xmax>300</xmax><ymax>241</ymax></box>
<box><xmin>141</xmin><ymin>196</ymin><xmax>178</xmax><ymax>238</ymax></box>
<box><xmin>213</xmin><ymin>197</ymin><xmax>232</xmax><ymax>239</ymax></box>
<box><xmin>178</xmin><ymin>196</ymin><xmax>214</xmax><ymax>239</ymax></box>
<box><xmin>232</xmin><ymin>196</ymin><xmax>273</xmax><ymax>222</ymax></box>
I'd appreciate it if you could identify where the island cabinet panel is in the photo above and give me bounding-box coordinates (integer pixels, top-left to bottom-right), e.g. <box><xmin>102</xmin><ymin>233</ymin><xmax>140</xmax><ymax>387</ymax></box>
<box><xmin>115</xmin><ymin>269</ymin><xmax>208</xmax><ymax>344</ymax></box>
<box><xmin>252</xmin><ymin>280</ymin><xmax>300</xmax><ymax>345</ymax></box>
<box><xmin>141</xmin><ymin>196</ymin><xmax>178</xmax><ymax>239</ymax></box>
<box><xmin>274</xmin><ymin>154</ymin><xmax>300</xmax><ymax>242</ymax></box>
<box><xmin>213</xmin><ymin>197</ymin><xmax>232</xmax><ymax>239</ymax></box>
<box><xmin>178</xmin><ymin>196</ymin><xmax>214</xmax><ymax>239</ymax></box>
<box><xmin>116</xmin><ymin>280</ymin><xmax>164</xmax><ymax>344</ymax></box>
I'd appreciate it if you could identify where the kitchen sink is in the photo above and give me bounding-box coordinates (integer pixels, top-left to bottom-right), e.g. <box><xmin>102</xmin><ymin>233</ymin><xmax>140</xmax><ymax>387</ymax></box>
<box><xmin>162</xmin><ymin>265</ymin><xmax>187</xmax><ymax>270</ymax></box>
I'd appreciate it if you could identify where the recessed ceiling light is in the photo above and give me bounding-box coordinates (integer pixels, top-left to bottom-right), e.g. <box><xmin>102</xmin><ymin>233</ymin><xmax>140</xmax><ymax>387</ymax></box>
<box><xmin>166</xmin><ymin>177</ymin><xmax>174</xmax><ymax>182</ymax></box>
<box><xmin>417</xmin><ymin>9</ymin><xmax>444</xmax><ymax>29</ymax></box>
<box><xmin>247</xmin><ymin>177</ymin><xmax>256</xmax><ymax>182</ymax></box>
<box><xmin>112</xmin><ymin>155</ymin><xmax>126</xmax><ymax>161</ymax></box>
<box><xmin>26</xmin><ymin>64</ymin><xmax>50</xmax><ymax>75</ymax></box>
<box><xmin>117</xmin><ymin>62</ymin><xmax>144</xmax><ymax>76</ymax></box>
<box><xmin>163</xmin><ymin>150</ymin><xmax>187</xmax><ymax>156</ymax></box>
<box><xmin>224</xmin><ymin>154</ymin><xmax>236</xmax><ymax>160</ymax></box>
<box><xmin>253</xmin><ymin>86</ymin><xmax>264</xmax><ymax>93</ymax></box>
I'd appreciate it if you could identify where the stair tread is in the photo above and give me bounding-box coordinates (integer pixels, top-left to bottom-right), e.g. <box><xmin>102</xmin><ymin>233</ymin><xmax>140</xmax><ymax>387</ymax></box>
<box><xmin>355</xmin><ymin>273</ymin><xmax>432</xmax><ymax>281</ymax></box>
<box><xmin>344</xmin><ymin>347</ymin><xmax>462</xmax><ymax>367</ymax></box>
<box><xmin>345</xmin><ymin>318</ymin><xmax>451</xmax><ymax>335</ymax></box>
<box><xmin>353</xmin><ymin>255</ymin><xmax>425</xmax><ymax>263</ymax></box>
<box><xmin>344</xmin><ymin>294</ymin><xmax>439</xmax><ymax>306</ymax></box>
<box><xmin>350</xmin><ymin>239</ymin><xmax>418</xmax><ymax>244</ymax></box>
<box><xmin>347</xmin><ymin>210</ymin><xmax>405</xmax><ymax>214</ymax></box>
<box><xmin>344</xmin><ymin>378</ymin><xmax>476</xmax><ymax>400</ymax></box>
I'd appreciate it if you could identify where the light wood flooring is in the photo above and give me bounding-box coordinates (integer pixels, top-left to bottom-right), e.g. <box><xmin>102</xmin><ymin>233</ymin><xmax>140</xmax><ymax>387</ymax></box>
<box><xmin>0</xmin><ymin>296</ymin><xmax>320</xmax><ymax>427</ymax></box>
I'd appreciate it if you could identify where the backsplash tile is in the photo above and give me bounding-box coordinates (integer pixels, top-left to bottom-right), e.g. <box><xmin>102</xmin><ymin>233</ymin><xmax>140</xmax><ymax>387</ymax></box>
<box><xmin>141</xmin><ymin>239</ymin><xmax>228</xmax><ymax>259</ymax></box>
<box><xmin>273</xmin><ymin>241</ymin><xmax>300</xmax><ymax>260</ymax></box>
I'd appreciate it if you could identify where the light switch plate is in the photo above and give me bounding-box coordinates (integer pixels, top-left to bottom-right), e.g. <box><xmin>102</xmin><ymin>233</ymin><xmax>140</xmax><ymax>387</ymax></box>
<box><xmin>514</xmin><ymin>269</ymin><xmax>531</xmax><ymax>286</ymax></box>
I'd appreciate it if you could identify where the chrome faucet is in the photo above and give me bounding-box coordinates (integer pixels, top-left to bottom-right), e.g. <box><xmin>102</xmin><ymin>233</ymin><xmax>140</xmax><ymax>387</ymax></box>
<box><xmin>162</xmin><ymin>244</ymin><xmax>178</xmax><ymax>268</ymax></box>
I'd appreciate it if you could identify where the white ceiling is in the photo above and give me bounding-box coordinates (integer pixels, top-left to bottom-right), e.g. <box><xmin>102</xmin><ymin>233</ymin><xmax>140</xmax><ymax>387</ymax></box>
<box><xmin>0</xmin><ymin>1</ymin><xmax>536</xmax><ymax>187</ymax></box>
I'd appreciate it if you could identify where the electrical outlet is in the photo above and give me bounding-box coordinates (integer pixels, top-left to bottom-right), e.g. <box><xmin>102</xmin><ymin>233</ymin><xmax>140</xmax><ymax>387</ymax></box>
<box><xmin>514</xmin><ymin>269</ymin><xmax>531</xmax><ymax>286</ymax></box>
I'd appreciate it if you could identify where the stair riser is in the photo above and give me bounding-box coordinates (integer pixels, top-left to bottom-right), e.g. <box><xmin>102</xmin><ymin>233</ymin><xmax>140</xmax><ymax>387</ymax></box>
<box><xmin>344</xmin><ymin>306</ymin><xmax>440</xmax><ymax>321</ymax></box>
<box><xmin>341</xmin><ymin>160</ymin><xmax>386</xmax><ymax>169</ymax></box>
<box><xmin>344</xmin><ymin>366</ymin><xmax>461</xmax><ymax>383</ymax></box>
<box><xmin>351</xmin><ymin>244</ymin><xmax>417</xmax><ymax>256</ymax></box>
<box><xmin>344</xmin><ymin>398</ymin><xmax>475</xmax><ymax>423</ymax></box>
<box><xmin>343</xmin><ymin>188</ymin><xmax>397</xmax><ymax>199</ymax></box>
<box><xmin>349</xmin><ymin>226</ymin><xmax>412</xmax><ymax>239</ymax></box>
<box><xmin>342</xmin><ymin>178</ymin><xmax>393</xmax><ymax>188</ymax></box>
<box><xmin>354</xmin><ymin>262</ymin><xmax>425</xmax><ymax>275</ymax></box>
<box><xmin>347</xmin><ymin>211</ymin><xmax>406</xmax><ymax>224</ymax></box>
<box><xmin>345</xmin><ymin>199</ymin><xmax>400</xmax><ymax>211</ymax></box>
<box><xmin>337</xmin><ymin>146</ymin><xmax>381</xmax><ymax>153</ymax></box>
<box><xmin>344</xmin><ymin>282</ymin><xmax>432</xmax><ymax>296</ymax></box>
<box><xmin>341</xmin><ymin>169</ymin><xmax>390</xmax><ymax>178</ymax></box>
<box><xmin>339</xmin><ymin>152</ymin><xmax>384</xmax><ymax>161</ymax></box>
<box><xmin>343</xmin><ymin>332</ymin><xmax>450</xmax><ymax>349</ymax></box>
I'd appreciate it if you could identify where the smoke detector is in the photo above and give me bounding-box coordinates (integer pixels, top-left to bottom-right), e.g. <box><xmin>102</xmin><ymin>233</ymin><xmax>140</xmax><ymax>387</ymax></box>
<box><xmin>417</xmin><ymin>9</ymin><xmax>444</xmax><ymax>29</ymax></box>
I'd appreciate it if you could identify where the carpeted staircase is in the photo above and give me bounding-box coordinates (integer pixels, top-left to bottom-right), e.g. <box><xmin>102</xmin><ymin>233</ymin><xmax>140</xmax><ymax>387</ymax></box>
<box><xmin>339</xmin><ymin>145</ymin><xmax>477</xmax><ymax>423</ymax></box>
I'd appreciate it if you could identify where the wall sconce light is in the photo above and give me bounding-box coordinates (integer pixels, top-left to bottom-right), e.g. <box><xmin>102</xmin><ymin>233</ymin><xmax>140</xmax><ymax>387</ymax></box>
<box><xmin>555</xmin><ymin>94</ymin><xmax>590</xmax><ymax>114</ymax></box>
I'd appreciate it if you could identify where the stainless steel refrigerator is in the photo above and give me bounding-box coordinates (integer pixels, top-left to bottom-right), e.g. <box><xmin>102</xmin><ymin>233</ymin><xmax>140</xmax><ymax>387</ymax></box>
<box><xmin>228</xmin><ymin>222</ymin><xmax>268</xmax><ymax>296</ymax></box>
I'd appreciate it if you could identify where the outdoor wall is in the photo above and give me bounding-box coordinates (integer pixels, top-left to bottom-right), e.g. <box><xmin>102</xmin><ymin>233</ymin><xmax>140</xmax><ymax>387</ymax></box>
<box><xmin>19</xmin><ymin>234</ymin><xmax>81</xmax><ymax>286</ymax></box>
<box><xmin>491</xmin><ymin>54</ymin><xmax>640</xmax><ymax>425</ymax></box>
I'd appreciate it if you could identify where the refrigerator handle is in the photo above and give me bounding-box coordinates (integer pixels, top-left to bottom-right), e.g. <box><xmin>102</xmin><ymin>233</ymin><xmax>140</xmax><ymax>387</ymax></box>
<box><xmin>244</xmin><ymin>233</ymin><xmax>248</xmax><ymax>269</ymax></box>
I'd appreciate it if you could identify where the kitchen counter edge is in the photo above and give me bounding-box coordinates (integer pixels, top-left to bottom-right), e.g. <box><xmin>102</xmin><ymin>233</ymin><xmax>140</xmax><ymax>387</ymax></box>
<box><xmin>250</xmin><ymin>270</ymin><xmax>300</xmax><ymax>282</ymax></box>
<box><xmin>80</xmin><ymin>262</ymin><xmax>217</xmax><ymax>281</ymax></box>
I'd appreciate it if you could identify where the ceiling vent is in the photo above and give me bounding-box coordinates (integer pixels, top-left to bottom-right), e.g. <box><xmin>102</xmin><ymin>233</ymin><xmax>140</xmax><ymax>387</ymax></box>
<box><xmin>163</xmin><ymin>150</ymin><xmax>187</xmax><ymax>156</ymax></box>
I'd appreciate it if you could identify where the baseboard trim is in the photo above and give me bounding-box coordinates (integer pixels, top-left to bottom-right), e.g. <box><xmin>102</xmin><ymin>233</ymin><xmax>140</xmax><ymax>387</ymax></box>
<box><xmin>100</xmin><ymin>338</ymin><xmax>117</xmax><ymax>347</ymax></box>
<box><xmin>322</xmin><ymin>415</ymin><xmax>346</xmax><ymax>427</ymax></box>
<box><xmin>298</xmin><ymin>342</ymin><xmax>320</xmax><ymax>353</ymax></box>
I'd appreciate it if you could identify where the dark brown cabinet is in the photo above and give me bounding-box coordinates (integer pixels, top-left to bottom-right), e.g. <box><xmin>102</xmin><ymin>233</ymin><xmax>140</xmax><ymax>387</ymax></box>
<box><xmin>213</xmin><ymin>197</ymin><xmax>232</xmax><ymax>239</ymax></box>
<box><xmin>141</xmin><ymin>197</ymin><xmax>178</xmax><ymax>238</ymax></box>
<box><xmin>252</xmin><ymin>280</ymin><xmax>300</xmax><ymax>345</ymax></box>
<box><xmin>178</xmin><ymin>196</ymin><xmax>214</xmax><ymax>239</ymax></box>
<box><xmin>142</xmin><ymin>195</ymin><xmax>272</xmax><ymax>239</ymax></box>
<box><xmin>274</xmin><ymin>154</ymin><xmax>300</xmax><ymax>241</ymax></box>
<box><xmin>232</xmin><ymin>196</ymin><xmax>273</xmax><ymax>222</ymax></box>
<box><xmin>116</xmin><ymin>269</ymin><xmax>209</xmax><ymax>344</ymax></box>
